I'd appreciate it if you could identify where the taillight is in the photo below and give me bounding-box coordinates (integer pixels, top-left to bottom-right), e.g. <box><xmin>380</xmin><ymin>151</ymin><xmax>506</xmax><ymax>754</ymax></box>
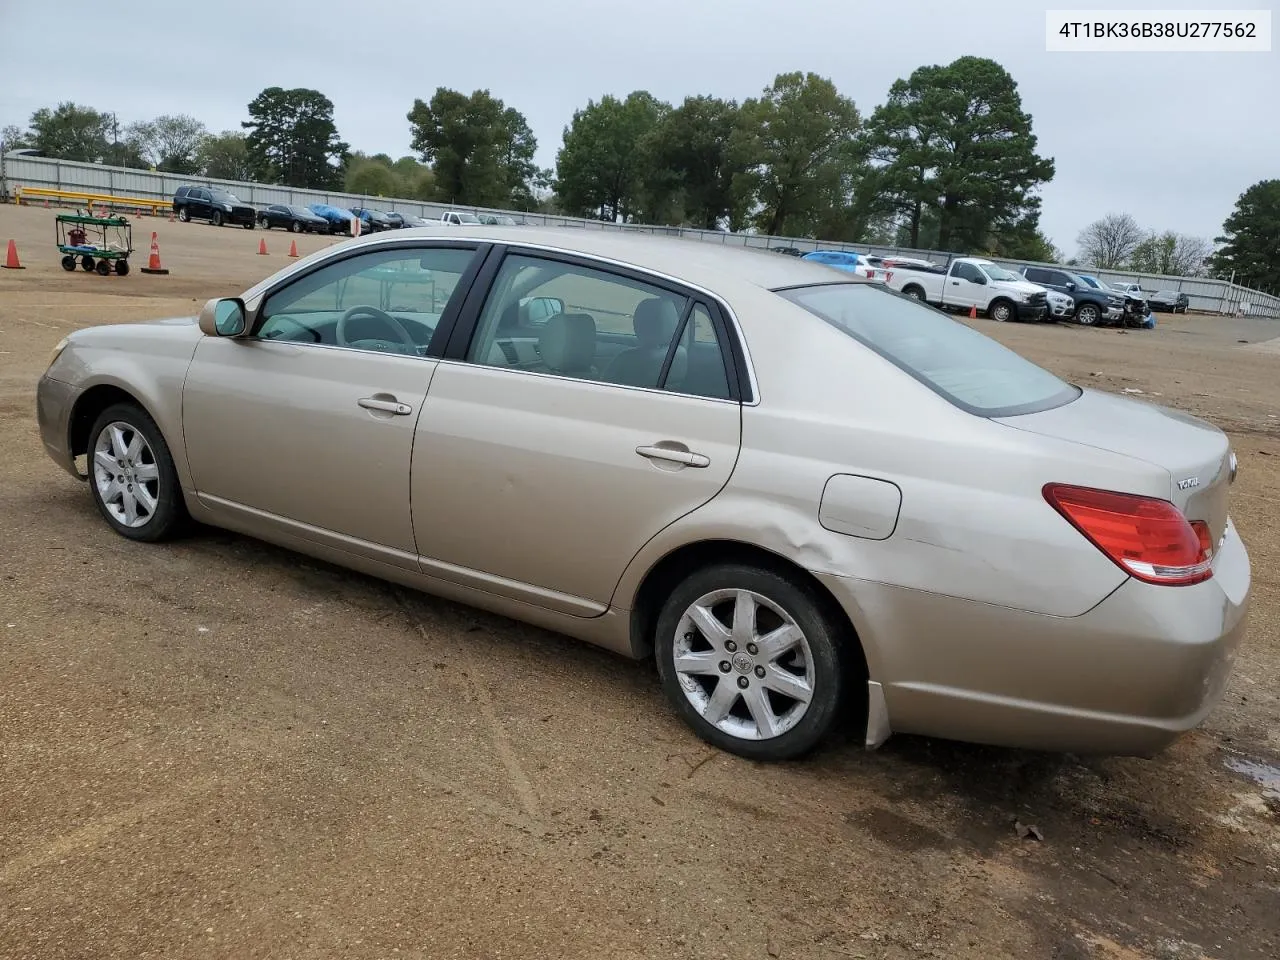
<box><xmin>1043</xmin><ymin>483</ymin><xmax>1213</xmax><ymax>586</ymax></box>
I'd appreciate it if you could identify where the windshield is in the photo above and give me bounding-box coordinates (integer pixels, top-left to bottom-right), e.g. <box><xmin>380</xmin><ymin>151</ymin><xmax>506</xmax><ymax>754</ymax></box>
<box><xmin>212</xmin><ymin>190</ymin><xmax>241</xmax><ymax>204</ymax></box>
<box><xmin>978</xmin><ymin>263</ymin><xmax>1021</xmax><ymax>282</ymax></box>
<box><xmin>774</xmin><ymin>283</ymin><xmax>1080</xmax><ymax>417</ymax></box>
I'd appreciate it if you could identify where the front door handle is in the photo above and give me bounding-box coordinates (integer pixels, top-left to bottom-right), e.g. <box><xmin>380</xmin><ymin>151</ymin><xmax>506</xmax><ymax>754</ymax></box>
<box><xmin>636</xmin><ymin>444</ymin><xmax>710</xmax><ymax>468</ymax></box>
<box><xmin>358</xmin><ymin>396</ymin><xmax>413</xmax><ymax>416</ymax></box>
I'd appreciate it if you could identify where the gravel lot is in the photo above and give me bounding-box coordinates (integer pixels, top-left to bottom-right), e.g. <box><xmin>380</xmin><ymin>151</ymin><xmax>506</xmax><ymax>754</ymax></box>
<box><xmin>2</xmin><ymin>203</ymin><xmax>1278</xmax><ymax>960</ymax></box>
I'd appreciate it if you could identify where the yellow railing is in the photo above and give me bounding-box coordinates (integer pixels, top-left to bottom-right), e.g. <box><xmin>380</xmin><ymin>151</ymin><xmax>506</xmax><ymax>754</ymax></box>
<box><xmin>14</xmin><ymin>186</ymin><xmax>169</xmax><ymax>216</ymax></box>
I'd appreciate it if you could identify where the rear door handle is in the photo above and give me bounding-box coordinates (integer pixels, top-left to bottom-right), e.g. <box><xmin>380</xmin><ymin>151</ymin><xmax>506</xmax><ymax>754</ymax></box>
<box><xmin>636</xmin><ymin>444</ymin><xmax>710</xmax><ymax>468</ymax></box>
<box><xmin>358</xmin><ymin>396</ymin><xmax>413</xmax><ymax>416</ymax></box>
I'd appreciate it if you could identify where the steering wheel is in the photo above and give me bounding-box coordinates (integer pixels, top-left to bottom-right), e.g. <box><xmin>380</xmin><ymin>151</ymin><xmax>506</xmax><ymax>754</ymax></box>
<box><xmin>335</xmin><ymin>305</ymin><xmax>418</xmax><ymax>352</ymax></box>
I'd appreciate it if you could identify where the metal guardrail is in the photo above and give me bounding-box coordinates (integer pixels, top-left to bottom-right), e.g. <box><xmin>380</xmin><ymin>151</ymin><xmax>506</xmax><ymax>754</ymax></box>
<box><xmin>2</xmin><ymin>153</ymin><xmax>1276</xmax><ymax>317</ymax></box>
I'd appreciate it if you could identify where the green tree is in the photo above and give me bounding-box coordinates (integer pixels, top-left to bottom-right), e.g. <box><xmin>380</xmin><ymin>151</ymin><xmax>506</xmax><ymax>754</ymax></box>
<box><xmin>1129</xmin><ymin>230</ymin><xmax>1212</xmax><ymax>276</ymax></box>
<box><xmin>407</xmin><ymin>89</ymin><xmax>536</xmax><ymax>207</ymax></box>
<box><xmin>1</xmin><ymin>124</ymin><xmax>29</xmax><ymax>150</ymax></box>
<box><xmin>731</xmin><ymin>72</ymin><xmax>861</xmax><ymax>238</ymax></box>
<box><xmin>553</xmin><ymin>91</ymin><xmax>668</xmax><ymax>222</ymax></box>
<box><xmin>27</xmin><ymin>102</ymin><xmax>112</xmax><ymax>162</ymax></box>
<box><xmin>129</xmin><ymin>114</ymin><xmax>208</xmax><ymax>173</ymax></box>
<box><xmin>1208</xmin><ymin>180</ymin><xmax>1280</xmax><ymax>290</ymax></box>
<box><xmin>196</xmin><ymin>131</ymin><xmax>253</xmax><ymax>181</ymax></box>
<box><xmin>242</xmin><ymin>87</ymin><xmax>348</xmax><ymax>189</ymax></box>
<box><xmin>644</xmin><ymin>95</ymin><xmax>747</xmax><ymax>229</ymax></box>
<box><xmin>861</xmin><ymin>57</ymin><xmax>1054</xmax><ymax>250</ymax></box>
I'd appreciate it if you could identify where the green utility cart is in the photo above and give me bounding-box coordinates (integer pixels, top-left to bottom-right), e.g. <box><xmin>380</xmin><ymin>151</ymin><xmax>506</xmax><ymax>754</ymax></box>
<box><xmin>56</xmin><ymin>212</ymin><xmax>133</xmax><ymax>276</ymax></box>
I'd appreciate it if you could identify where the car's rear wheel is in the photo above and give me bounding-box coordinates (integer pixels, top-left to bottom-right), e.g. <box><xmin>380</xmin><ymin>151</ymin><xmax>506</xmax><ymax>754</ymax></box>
<box><xmin>177</xmin><ymin>207</ymin><xmax>190</xmax><ymax>222</ymax></box>
<box><xmin>1076</xmin><ymin>303</ymin><xmax>1099</xmax><ymax>326</ymax></box>
<box><xmin>654</xmin><ymin>564</ymin><xmax>847</xmax><ymax>761</ymax></box>
<box><xmin>87</xmin><ymin>403</ymin><xmax>188</xmax><ymax>542</ymax></box>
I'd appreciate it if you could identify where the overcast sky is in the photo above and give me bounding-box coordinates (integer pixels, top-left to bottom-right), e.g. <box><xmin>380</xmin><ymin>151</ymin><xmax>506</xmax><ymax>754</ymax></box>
<box><xmin>1</xmin><ymin>0</ymin><xmax>1275</xmax><ymax>255</ymax></box>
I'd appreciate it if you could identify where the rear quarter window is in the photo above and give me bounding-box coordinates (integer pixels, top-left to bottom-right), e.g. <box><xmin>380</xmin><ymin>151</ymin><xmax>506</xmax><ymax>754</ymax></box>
<box><xmin>775</xmin><ymin>282</ymin><xmax>1080</xmax><ymax>418</ymax></box>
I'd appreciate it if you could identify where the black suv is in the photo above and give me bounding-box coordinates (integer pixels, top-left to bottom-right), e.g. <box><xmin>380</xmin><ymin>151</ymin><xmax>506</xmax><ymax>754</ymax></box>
<box><xmin>173</xmin><ymin>185</ymin><xmax>257</xmax><ymax>228</ymax></box>
<box><xmin>1019</xmin><ymin>265</ymin><xmax>1123</xmax><ymax>326</ymax></box>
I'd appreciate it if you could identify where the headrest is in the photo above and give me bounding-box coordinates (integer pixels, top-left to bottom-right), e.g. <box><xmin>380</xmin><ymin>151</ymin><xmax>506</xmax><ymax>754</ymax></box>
<box><xmin>538</xmin><ymin>312</ymin><xmax>596</xmax><ymax>374</ymax></box>
<box><xmin>633</xmin><ymin>298</ymin><xmax>680</xmax><ymax>349</ymax></box>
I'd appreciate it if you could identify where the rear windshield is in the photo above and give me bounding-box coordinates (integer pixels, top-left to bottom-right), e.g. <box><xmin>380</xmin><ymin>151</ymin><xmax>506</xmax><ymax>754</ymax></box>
<box><xmin>774</xmin><ymin>283</ymin><xmax>1080</xmax><ymax>417</ymax></box>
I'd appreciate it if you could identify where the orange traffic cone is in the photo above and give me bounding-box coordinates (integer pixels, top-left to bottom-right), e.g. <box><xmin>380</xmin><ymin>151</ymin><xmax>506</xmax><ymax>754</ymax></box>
<box><xmin>2</xmin><ymin>239</ymin><xmax>24</xmax><ymax>270</ymax></box>
<box><xmin>969</xmin><ymin>305</ymin><xmax>977</xmax><ymax>319</ymax></box>
<box><xmin>258</xmin><ymin>237</ymin><xmax>268</xmax><ymax>255</ymax></box>
<box><xmin>140</xmin><ymin>232</ymin><xmax>169</xmax><ymax>275</ymax></box>
<box><xmin>169</xmin><ymin>208</ymin><xmax>175</xmax><ymax>222</ymax></box>
<box><xmin>288</xmin><ymin>239</ymin><xmax>299</xmax><ymax>258</ymax></box>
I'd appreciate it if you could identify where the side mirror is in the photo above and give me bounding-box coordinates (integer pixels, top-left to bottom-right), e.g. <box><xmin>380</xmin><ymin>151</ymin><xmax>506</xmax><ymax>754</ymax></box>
<box><xmin>198</xmin><ymin>297</ymin><xmax>247</xmax><ymax>337</ymax></box>
<box><xmin>524</xmin><ymin>296</ymin><xmax>565</xmax><ymax>324</ymax></box>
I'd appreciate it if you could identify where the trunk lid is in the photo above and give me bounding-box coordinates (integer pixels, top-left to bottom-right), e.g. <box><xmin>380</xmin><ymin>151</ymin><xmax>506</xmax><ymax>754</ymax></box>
<box><xmin>994</xmin><ymin>388</ymin><xmax>1234</xmax><ymax>546</ymax></box>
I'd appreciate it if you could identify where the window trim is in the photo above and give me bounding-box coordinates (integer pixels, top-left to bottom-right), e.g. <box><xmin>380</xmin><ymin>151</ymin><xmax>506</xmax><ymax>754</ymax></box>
<box><xmin>440</xmin><ymin>245</ymin><xmax>751</xmax><ymax>403</ymax></box>
<box><xmin>244</xmin><ymin>239</ymin><xmax>492</xmax><ymax>356</ymax></box>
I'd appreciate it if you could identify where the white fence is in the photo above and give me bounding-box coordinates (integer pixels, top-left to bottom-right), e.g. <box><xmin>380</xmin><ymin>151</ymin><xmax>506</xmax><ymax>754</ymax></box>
<box><xmin>3</xmin><ymin>153</ymin><xmax>1277</xmax><ymax>318</ymax></box>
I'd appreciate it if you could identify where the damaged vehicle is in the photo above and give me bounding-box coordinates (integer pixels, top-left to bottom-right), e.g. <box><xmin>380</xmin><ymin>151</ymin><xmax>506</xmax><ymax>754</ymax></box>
<box><xmin>35</xmin><ymin>227</ymin><xmax>1250</xmax><ymax>762</ymax></box>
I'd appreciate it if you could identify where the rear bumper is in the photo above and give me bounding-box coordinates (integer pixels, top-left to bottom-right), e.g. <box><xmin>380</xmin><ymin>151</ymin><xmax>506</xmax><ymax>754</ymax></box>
<box><xmin>817</xmin><ymin>519</ymin><xmax>1251</xmax><ymax>756</ymax></box>
<box><xmin>36</xmin><ymin>374</ymin><xmax>81</xmax><ymax>479</ymax></box>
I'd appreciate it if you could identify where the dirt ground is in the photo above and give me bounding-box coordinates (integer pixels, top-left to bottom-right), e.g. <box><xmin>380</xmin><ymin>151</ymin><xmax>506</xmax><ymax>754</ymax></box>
<box><xmin>1</xmin><ymin>202</ymin><xmax>1277</xmax><ymax>960</ymax></box>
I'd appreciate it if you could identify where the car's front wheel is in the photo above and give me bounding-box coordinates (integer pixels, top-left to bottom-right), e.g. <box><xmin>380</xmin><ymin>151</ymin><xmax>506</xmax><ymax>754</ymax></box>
<box><xmin>654</xmin><ymin>563</ymin><xmax>848</xmax><ymax>761</ymax></box>
<box><xmin>1076</xmin><ymin>303</ymin><xmax>1099</xmax><ymax>326</ymax></box>
<box><xmin>87</xmin><ymin>403</ymin><xmax>188</xmax><ymax>542</ymax></box>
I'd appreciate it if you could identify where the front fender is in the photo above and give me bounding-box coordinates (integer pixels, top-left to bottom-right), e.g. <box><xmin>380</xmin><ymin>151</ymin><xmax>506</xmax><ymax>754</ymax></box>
<box><xmin>49</xmin><ymin>332</ymin><xmax>200</xmax><ymax>494</ymax></box>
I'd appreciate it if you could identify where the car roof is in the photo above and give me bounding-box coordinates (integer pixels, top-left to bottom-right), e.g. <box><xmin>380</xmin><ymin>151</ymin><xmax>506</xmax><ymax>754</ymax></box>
<box><xmin>335</xmin><ymin>225</ymin><xmax>866</xmax><ymax>294</ymax></box>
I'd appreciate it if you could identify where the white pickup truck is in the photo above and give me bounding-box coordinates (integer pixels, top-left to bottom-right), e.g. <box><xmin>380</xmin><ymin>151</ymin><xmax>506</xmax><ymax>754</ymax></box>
<box><xmin>884</xmin><ymin>256</ymin><xmax>1050</xmax><ymax>322</ymax></box>
<box><xmin>440</xmin><ymin>210</ymin><xmax>483</xmax><ymax>225</ymax></box>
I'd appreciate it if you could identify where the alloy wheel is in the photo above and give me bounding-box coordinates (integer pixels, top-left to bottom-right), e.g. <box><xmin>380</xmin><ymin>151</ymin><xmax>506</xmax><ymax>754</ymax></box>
<box><xmin>671</xmin><ymin>588</ymin><xmax>815</xmax><ymax>741</ymax></box>
<box><xmin>92</xmin><ymin>421</ymin><xmax>161</xmax><ymax>528</ymax></box>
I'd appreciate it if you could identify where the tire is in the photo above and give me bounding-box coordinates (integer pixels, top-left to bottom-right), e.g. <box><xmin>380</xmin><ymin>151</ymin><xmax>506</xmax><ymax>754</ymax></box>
<box><xmin>61</xmin><ymin>255</ymin><xmax>76</xmax><ymax>272</ymax></box>
<box><xmin>988</xmin><ymin>299</ymin><xmax>1014</xmax><ymax>322</ymax></box>
<box><xmin>1075</xmin><ymin>303</ymin><xmax>1100</xmax><ymax>326</ymax></box>
<box><xmin>244</xmin><ymin>221</ymin><xmax>254</xmax><ymax>230</ymax></box>
<box><xmin>86</xmin><ymin>402</ymin><xmax>188</xmax><ymax>542</ymax></box>
<box><xmin>903</xmin><ymin>285</ymin><xmax>925</xmax><ymax>301</ymax></box>
<box><xmin>178</xmin><ymin>206</ymin><xmax>190</xmax><ymax>222</ymax></box>
<box><xmin>95</xmin><ymin>260</ymin><xmax>111</xmax><ymax>276</ymax></box>
<box><xmin>259</xmin><ymin>218</ymin><xmax>270</xmax><ymax>230</ymax></box>
<box><xmin>212</xmin><ymin>210</ymin><xmax>224</xmax><ymax>227</ymax></box>
<box><xmin>654</xmin><ymin>563</ymin><xmax>849</xmax><ymax>761</ymax></box>
<box><xmin>290</xmin><ymin>220</ymin><xmax>300</xmax><ymax>233</ymax></box>
<box><xmin>114</xmin><ymin>259</ymin><xmax>129</xmax><ymax>276</ymax></box>
<box><xmin>81</xmin><ymin>255</ymin><xmax>95</xmax><ymax>272</ymax></box>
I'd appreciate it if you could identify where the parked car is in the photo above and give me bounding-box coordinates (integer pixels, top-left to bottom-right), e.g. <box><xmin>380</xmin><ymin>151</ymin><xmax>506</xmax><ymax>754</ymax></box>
<box><xmin>441</xmin><ymin>210</ymin><xmax>483</xmax><ymax>225</ymax></box>
<box><xmin>35</xmin><ymin>228</ymin><xmax>1249</xmax><ymax>762</ymax></box>
<box><xmin>172</xmin><ymin>185</ymin><xmax>256</xmax><ymax>228</ymax></box>
<box><xmin>258</xmin><ymin>204</ymin><xmax>329</xmax><ymax>233</ymax></box>
<box><xmin>800</xmin><ymin>250</ymin><xmax>884</xmax><ymax>281</ymax></box>
<box><xmin>884</xmin><ymin>256</ymin><xmax>1049</xmax><ymax>322</ymax></box>
<box><xmin>350</xmin><ymin>208</ymin><xmax>394</xmax><ymax>232</ymax></box>
<box><xmin>307</xmin><ymin>204</ymin><xmax>359</xmax><ymax>236</ymax></box>
<box><xmin>770</xmin><ymin>245</ymin><xmax>803</xmax><ymax>256</ymax></box>
<box><xmin>384</xmin><ymin>212</ymin><xmax>431</xmax><ymax>229</ymax></box>
<box><xmin>1044</xmin><ymin>288</ymin><xmax>1075</xmax><ymax>320</ymax></box>
<box><xmin>478</xmin><ymin>213</ymin><xmax>520</xmax><ymax>226</ymax></box>
<box><xmin>1148</xmin><ymin>290</ymin><xmax>1190</xmax><ymax>313</ymax></box>
<box><xmin>1019</xmin><ymin>265</ymin><xmax>1124</xmax><ymax>326</ymax></box>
